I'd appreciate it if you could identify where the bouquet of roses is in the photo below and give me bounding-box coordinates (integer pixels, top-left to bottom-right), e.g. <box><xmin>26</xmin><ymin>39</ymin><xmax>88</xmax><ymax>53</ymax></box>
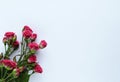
<box><xmin>0</xmin><ymin>26</ymin><xmax>47</xmax><ymax>82</ymax></box>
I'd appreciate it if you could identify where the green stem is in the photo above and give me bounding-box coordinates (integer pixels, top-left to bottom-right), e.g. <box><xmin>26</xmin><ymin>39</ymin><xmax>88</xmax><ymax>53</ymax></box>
<box><xmin>4</xmin><ymin>45</ymin><xmax>12</xmax><ymax>58</ymax></box>
<box><xmin>3</xmin><ymin>69</ymin><xmax>7</xmax><ymax>79</ymax></box>
<box><xmin>0</xmin><ymin>79</ymin><xmax>5</xmax><ymax>82</ymax></box>
<box><xmin>8</xmin><ymin>49</ymin><xmax>15</xmax><ymax>56</ymax></box>
<box><xmin>4</xmin><ymin>44</ymin><xmax>6</xmax><ymax>52</ymax></box>
<box><xmin>19</xmin><ymin>38</ymin><xmax>29</xmax><ymax>63</ymax></box>
<box><xmin>6</xmin><ymin>77</ymin><xmax>14</xmax><ymax>82</ymax></box>
<box><xmin>22</xmin><ymin>42</ymin><xmax>28</xmax><ymax>61</ymax></box>
<box><xmin>1</xmin><ymin>67</ymin><xmax>3</xmax><ymax>78</ymax></box>
<box><xmin>4</xmin><ymin>73</ymin><xmax>12</xmax><ymax>80</ymax></box>
<box><xmin>18</xmin><ymin>37</ymin><xmax>24</xmax><ymax>62</ymax></box>
<box><xmin>21</xmin><ymin>37</ymin><xmax>24</xmax><ymax>55</ymax></box>
<box><xmin>22</xmin><ymin>39</ymin><xmax>26</xmax><ymax>55</ymax></box>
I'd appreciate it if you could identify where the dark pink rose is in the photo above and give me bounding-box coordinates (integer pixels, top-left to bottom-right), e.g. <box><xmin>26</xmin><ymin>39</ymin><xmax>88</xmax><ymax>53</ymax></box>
<box><xmin>12</xmin><ymin>68</ymin><xmax>20</xmax><ymax>78</ymax></box>
<box><xmin>3</xmin><ymin>37</ymin><xmax>7</xmax><ymax>44</ymax></box>
<box><xmin>23</xmin><ymin>30</ymin><xmax>32</xmax><ymax>39</ymax></box>
<box><xmin>39</xmin><ymin>40</ymin><xmax>47</xmax><ymax>49</ymax></box>
<box><xmin>4</xmin><ymin>32</ymin><xmax>15</xmax><ymax>38</ymax></box>
<box><xmin>28</xmin><ymin>42</ymin><xmax>39</xmax><ymax>51</ymax></box>
<box><xmin>28</xmin><ymin>55</ymin><xmax>37</xmax><ymax>63</ymax></box>
<box><xmin>30</xmin><ymin>33</ymin><xmax>37</xmax><ymax>41</ymax></box>
<box><xmin>1</xmin><ymin>59</ymin><xmax>17</xmax><ymax>70</ymax></box>
<box><xmin>34</xmin><ymin>64</ymin><xmax>43</xmax><ymax>73</ymax></box>
<box><xmin>13</xmin><ymin>40</ymin><xmax>19</xmax><ymax>48</ymax></box>
<box><xmin>23</xmin><ymin>25</ymin><xmax>33</xmax><ymax>32</ymax></box>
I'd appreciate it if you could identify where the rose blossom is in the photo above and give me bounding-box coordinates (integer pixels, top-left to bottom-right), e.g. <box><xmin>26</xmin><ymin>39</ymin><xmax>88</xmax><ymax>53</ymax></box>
<box><xmin>23</xmin><ymin>25</ymin><xmax>33</xmax><ymax>32</ymax></box>
<box><xmin>28</xmin><ymin>42</ymin><xmax>39</xmax><ymax>51</ymax></box>
<box><xmin>28</xmin><ymin>55</ymin><xmax>37</xmax><ymax>63</ymax></box>
<box><xmin>1</xmin><ymin>59</ymin><xmax>17</xmax><ymax>70</ymax></box>
<box><xmin>34</xmin><ymin>64</ymin><xmax>43</xmax><ymax>73</ymax></box>
<box><xmin>13</xmin><ymin>40</ymin><xmax>19</xmax><ymax>48</ymax></box>
<box><xmin>23</xmin><ymin>30</ymin><xmax>32</xmax><ymax>39</ymax></box>
<box><xmin>4</xmin><ymin>32</ymin><xmax>15</xmax><ymax>39</ymax></box>
<box><xmin>19</xmin><ymin>66</ymin><xmax>25</xmax><ymax>72</ymax></box>
<box><xmin>3</xmin><ymin>37</ymin><xmax>7</xmax><ymax>44</ymax></box>
<box><xmin>39</xmin><ymin>40</ymin><xmax>47</xmax><ymax>49</ymax></box>
<box><xmin>12</xmin><ymin>68</ymin><xmax>20</xmax><ymax>78</ymax></box>
<box><xmin>30</xmin><ymin>33</ymin><xmax>37</xmax><ymax>41</ymax></box>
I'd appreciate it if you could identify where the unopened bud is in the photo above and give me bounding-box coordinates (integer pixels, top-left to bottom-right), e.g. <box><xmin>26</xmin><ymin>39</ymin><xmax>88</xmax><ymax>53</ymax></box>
<box><xmin>12</xmin><ymin>35</ymin><xmax>17</xmax><ymax>42</ymax></box>
<box><xmin>39</xmin><ymin>40</ymin><xmax>47</xmax><ymax>49</ymax></box>
<box><xmin>3</xmin><ymin>37</ymin><xmax>8</xmax><ymax>45</ymax></box>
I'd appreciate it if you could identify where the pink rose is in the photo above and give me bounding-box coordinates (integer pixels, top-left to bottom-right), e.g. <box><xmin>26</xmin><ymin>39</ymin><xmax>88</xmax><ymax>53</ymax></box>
<box><xmin>23</xmin><ymin>30</ymin><xmax>32</xmax><ymax>39</ymax></box>
<box><xmin>28</xmin><ymin>42</ymin><xmax>39</xmax><ymax>51</ymax></box>
<box><xmin>30</xmin><ymin>33</ymin><xmax>37</xmax><ymax>41</ymax></box>
<box><xmin>23</xmin><ymin>25</ymin><xmax>33</xmax><ymax>32</ymax></box>
<box><xmin>4</xmin><ymin>32</ymin><xmax>15</xmax><ymax>38</ymax></box>
<box><xmin>13</xmin><ymin>40</ymin><xmax>19</xmax><ymax>48</ymax></box>
<box><xmin>34</xmin><ymin>64</ymin><xmax>43</xmax><ymax>73</ymax></box>
<box><xmin>39</xmin><ymin>40</ymin><xmax>47</xmax><ymax>49</ymax></box>
<box><xmin>12</xmin><ymin>68</ymin><xmax>20</xmax><ymax>78</ymax></box>
<box><xmin>1</xmin><ymin>59</ymin><xmax>17</xmax><ymax>70</ymax></box>
<box><xmin>19</xmin><ymin>66</ymin><xmax>25</xmax><ymax>72</ymax></box>
<box><xmin>28</xmin><ymin>55</ymin><xmax>37</xmax><ymax>63</ymax></box>
<box><xmin>3</xmin><ymin>37</ymin><xmax>8</xmax><ymax>44</ymax></box>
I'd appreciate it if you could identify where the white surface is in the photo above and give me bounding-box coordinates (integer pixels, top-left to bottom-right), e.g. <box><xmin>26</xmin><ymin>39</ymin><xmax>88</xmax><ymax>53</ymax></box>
<box><xmin>0</xmin><ymin>0</ymin><xmax>120</xmax><ymax>82</ymax></box>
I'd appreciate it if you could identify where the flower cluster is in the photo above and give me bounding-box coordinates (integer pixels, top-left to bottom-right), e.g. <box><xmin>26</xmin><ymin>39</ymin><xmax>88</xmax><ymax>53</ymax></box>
<box><xmin>0</xmin><ymin>26</ymin><xmax>47</xmax><ymax>82</ymax></box>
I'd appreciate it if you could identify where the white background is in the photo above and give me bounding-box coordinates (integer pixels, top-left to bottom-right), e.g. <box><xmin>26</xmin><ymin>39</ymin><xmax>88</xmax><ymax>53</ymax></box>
<box><xmin>0</xmin><ymin>0</ymin><xmax>120</xmax><ymax>82</ymax></box>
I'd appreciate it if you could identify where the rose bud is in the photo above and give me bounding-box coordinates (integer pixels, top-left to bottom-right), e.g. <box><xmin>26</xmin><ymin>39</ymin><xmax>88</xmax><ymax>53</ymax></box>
<box><xmin>12</xmin><ymin>35</ymin><xmax>17</xmax><ymax>42</ymax></box>
<box><xmin>3</xmin><ymin>37</ymin><xmax>8</xmax><ymax>45</ymax></box>
<box><xmin>23</xmin><ymin>30</ymin><xmax>32</xmax><ymax>39</ymax></box>
<box><xmin>22</xmin><ymin>25</ymin><xmax>33</xmax><ymax>32</ymax></box>
<box><xmin>4</xmin><ymin>32</ymin><xmax>15</xmax><ymax>39</ymax></box>
<box><xmin>1</xmin><ymin>59</ymin><xmax>17</xmax><ymax>70</ymax></box>
<box><xmin>34</xmin><ymin>64</ymin><xmax>43</xmax><ymax>73</ymax></box>
<box><xmin>13</xmin><ymin>40</ymin><xmax>19</xmax><ymax>49</ymax></box>
<box><xmin>39</xmin><ymin>40</ymin><xmax>47</xmax><ymax>49</ymax></box>
<box><xmin>19</xmin><ymin>66</ymin><xmax>25</xmax><ymax>72</ymax></box>
<box><xmin>28</xmin><ymin>55</ymin><xmax>37</xmax><ymax>63</ymax></box>
<box><xmin>30</xmin><ymin>33</ymin><xmax>37</xmax><ymax>41</ymax></box>
<box><xmin>12</xmin><ymin>68</ymin><xmax>20</xmax><ymax>78</ymax></box>
<box><xmin>28</xmin><ymin>42</ymin><xmax>39</xmax><ymax>53</ymax></box>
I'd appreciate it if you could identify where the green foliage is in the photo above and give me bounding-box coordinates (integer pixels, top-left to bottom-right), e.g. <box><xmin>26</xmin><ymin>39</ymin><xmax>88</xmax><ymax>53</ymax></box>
<box><xmin>11</xmin><ymin>71</ymin><xmax>30</xmax><ymax>82</ymax></box>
